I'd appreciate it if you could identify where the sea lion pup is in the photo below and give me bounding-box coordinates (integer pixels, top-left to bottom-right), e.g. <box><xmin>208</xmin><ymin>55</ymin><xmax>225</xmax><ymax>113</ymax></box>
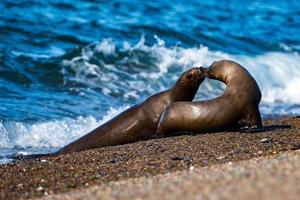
<box><xmin>157</xmin><ymin>60</ymin><xmax>263</xmax><ymax>135</ymax></box>
<box><xmin>56</xmin><ymin>67</ymin><xmax>205</xmax><ymax>154</ymax></box>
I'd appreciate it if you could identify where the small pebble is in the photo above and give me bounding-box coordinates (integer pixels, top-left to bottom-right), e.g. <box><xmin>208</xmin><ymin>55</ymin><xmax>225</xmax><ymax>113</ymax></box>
<box><xmin>36</xmin><ymin>186</ymin><xmax>43</xmax><ymax>191</ymax></box>
<box><xmin>40</xmin><ymin>159</ymin><xmax>47</xmax><ymax>163</ymax></box>
<box><xmin>171</xmin><ymin>156</ymin><xmax>184</xmax><ymax>161</ymax></box>
<box><xmin>261</xmin><ymin>138</ymin><xmax>273</xmax><ymax>143</ymax></box>
<box><xmin>290</xmin><ymin>144</ymin><xmax>300</xmax><ymax>150</ymax></box>
<box><xmin>189</xmin><ymin>166</ymin><xmax>194</xmax><ymax>171</ymax></box>
<box><xmin>183</xmin><ymin>158</ymin><xmax>193</xmax><ymax>164</ymax></box>
<box><xmin>216</xmin><ymin>155</ymin><xmax>226</xmax><ymax>160</ymax></box>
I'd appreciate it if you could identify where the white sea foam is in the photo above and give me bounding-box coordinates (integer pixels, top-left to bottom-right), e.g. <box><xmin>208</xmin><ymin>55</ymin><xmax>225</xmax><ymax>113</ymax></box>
<box><xmin>132</xmin><ymin>37</ymin><xmax>300</xmax><ymax>105</ymax></box>
<box><xmin>62</xmin><ymin>36</ymin><xmax>300</xmax><ymax>106</ymax></box>
<box><xmin>0</xmin><ymin>105</ymin><xmax>130</xmax><ymax>149</ymax></box>
<box><xmin>61</xmin><ymin>36</ymin><xmax>300</xmax><ymax>107</ymax></box>
<box><xmin>0</xmin><ymin>122</ymin><xmax>10</xmax><ymax>148</ymax></box>
<box><xmin>234</xmin><ymin>52</ymin><xmax>300</xmax><ymax>104</ymax></box>
<box><xmin>95</xmin><ymin>38</ymin><xmax>116</xmax><ymax>55</ymax></box>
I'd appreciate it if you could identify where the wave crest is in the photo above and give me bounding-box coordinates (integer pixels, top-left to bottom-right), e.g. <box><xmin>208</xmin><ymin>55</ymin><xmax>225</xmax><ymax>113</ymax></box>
<box><xmin>61</xmin><ymin>36</ymin><xmax>300</xmax><ymax>106</ymax></box>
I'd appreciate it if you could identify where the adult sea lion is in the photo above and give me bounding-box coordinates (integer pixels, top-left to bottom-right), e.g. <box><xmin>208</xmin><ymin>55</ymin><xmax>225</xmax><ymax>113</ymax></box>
<box><xmin>157</xmin><ymin>60</ymin><xmax>263</xmax><ymax>135</ymax></box>
<box><xmin>57</xmin><ymin>67</ymin><xmax>205</xmax><ymax>154</ymax></box>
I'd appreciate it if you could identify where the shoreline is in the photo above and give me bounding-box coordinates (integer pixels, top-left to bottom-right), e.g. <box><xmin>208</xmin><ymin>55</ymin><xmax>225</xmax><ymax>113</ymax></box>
<box><xmin>1</xmin><ymin>117</ymin><xmax>299</xmax><ymax>200</ymax></box>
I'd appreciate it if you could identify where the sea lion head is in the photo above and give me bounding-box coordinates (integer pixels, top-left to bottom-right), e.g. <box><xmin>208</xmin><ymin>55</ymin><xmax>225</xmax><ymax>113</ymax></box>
<box><xmin>172</xmin><ymin>67</ymin><xmax>205</xmax><ymax>100</ymax></box>
<box><xmin>178</xmin><ymin>67</ymin><xmax>205</xmax><ymax>87</ymax></box>
<box><xmin>199</xmin><ymin>60</ymin><xmax>237</xmax><ymax>83</ymax></box>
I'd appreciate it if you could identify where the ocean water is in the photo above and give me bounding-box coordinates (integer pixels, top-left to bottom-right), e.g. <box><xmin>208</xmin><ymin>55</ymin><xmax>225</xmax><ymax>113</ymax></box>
<box><xmin>0</xmin><ymin>0</ymin><xmax>300</xmax><ymax>163</ymax></box>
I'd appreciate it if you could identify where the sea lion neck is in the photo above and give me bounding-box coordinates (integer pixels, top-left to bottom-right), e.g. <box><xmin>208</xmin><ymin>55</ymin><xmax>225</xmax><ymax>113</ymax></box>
<box><xmin>212</xmin><ymin>73</ymin><xmax>230</xmax><ymax>84</ymax></box>
<box><xmin>170</xmin><ymin>81</ymin><xmax>200</xmax><ymax>101</ymax></box>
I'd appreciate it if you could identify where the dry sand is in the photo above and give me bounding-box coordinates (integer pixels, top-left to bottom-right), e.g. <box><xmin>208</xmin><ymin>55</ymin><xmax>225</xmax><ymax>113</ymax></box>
<box><xmin>38</xmin><ymin>150</ymin><xmax>300</xmax><ymax>200</ymax></box>
<box><xmin>0</xmin><ymin>117</ymin><xmax>299</xmax><ymax>200</ymax></box>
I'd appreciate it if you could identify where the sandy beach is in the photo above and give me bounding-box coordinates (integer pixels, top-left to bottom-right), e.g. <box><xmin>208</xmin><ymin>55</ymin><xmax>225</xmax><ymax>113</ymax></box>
<box><xmin>39</xmin><ymin>148</ymin><xmax>300</xmax><ymax>200</ymax></box>
<box><xmin>1</xmin><ymin>117</ymin><xmax>300</xmax><ymax>200</ymax></box>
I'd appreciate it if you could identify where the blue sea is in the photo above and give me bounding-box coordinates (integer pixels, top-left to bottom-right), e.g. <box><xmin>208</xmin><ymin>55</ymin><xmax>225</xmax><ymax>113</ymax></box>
<box><xmin>0</xmin><ymin>0</ymin><xmax>300</xmax><ymax>163</ymax></box>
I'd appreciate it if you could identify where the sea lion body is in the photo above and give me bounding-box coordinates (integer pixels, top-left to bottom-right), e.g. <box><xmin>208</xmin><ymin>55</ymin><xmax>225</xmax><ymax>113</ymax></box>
<box><xmin>57</xmin><ymin>67</ymin><xmax>205</xmax><ymax>154</ymax></box>
<box><xmin>157</xmin><ymin>60</ymin><xmax>262</xmax><ymax>134</ymax></box>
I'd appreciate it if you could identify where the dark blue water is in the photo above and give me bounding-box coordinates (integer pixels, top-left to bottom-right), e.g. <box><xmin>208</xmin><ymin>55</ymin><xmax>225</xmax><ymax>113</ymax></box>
<box><xmin>1</xmin><ymin>0</ymin><xmax>300</xmax><ymax>162</ymax></box>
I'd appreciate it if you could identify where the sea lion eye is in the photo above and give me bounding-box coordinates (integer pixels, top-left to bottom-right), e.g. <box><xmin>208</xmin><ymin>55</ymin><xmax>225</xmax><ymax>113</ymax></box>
<box><xmin>187</xmin><ymin>72</ymin><xmax>193</xmax><ymax>79</ymax></box>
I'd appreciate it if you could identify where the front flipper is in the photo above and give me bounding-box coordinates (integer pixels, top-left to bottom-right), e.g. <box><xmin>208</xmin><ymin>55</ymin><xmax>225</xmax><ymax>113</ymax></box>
<box><xmin>239</xmin><ymin>105</ymin><xmax>264</xmax><ymax>133</ymax></box>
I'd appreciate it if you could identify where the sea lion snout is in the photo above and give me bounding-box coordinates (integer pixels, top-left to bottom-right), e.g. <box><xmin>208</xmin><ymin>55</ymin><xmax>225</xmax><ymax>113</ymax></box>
<box><xmin>198</xmin><ymin>66</ymin><xmax>205</xmax><ymax>71</ymax></box>
<box><xmin>198</xmin><ymin>66</ymin><xmax>209</xmax><ymax>77</ymax></box>
<box><xmin>196</xmin><ymin>67</ymin><xmax>206</xmax><ymax>82</ymax></box>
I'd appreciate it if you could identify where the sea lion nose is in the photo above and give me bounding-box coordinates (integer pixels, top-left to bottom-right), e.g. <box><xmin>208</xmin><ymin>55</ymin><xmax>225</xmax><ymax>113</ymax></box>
<box><xmin>199</xmin><ymin>66</ymin><xmax>205</xmax><ymax>72</ymax></box>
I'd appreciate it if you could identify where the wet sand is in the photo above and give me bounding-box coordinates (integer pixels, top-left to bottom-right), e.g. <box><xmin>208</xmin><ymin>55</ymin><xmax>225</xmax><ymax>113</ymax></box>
<box><xmin>1</xmin><ymin>117</ymin><xmax>300</xmax><ymax>200</ymax></box>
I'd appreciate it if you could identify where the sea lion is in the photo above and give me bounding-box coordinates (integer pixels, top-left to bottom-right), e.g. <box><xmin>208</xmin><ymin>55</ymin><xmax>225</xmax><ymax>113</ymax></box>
<box><xmin>157</xmin><ymin>60</ymin><xmax>263</xmax><ymax>135</ymax></box>
<box><xmin>57</xmin><ymin>67</ymin><xmax>205</xmax><ymax>154</ymax></box>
